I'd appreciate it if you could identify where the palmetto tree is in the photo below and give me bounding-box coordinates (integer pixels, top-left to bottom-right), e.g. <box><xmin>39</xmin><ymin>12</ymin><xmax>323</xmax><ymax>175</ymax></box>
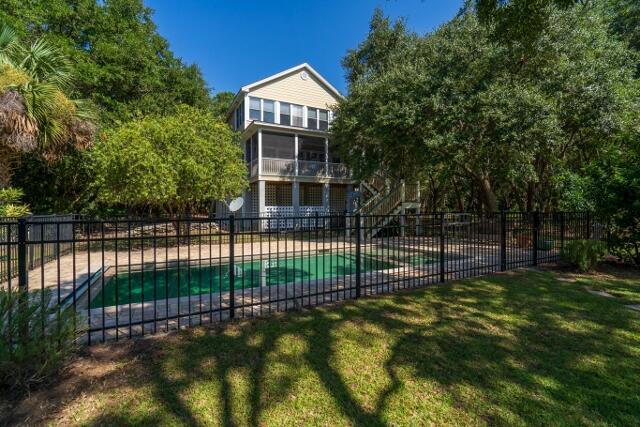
<box><xmin>0</xmin><ymin>24</ymin><xmax>95</xmax><ymax>188</ymax></box>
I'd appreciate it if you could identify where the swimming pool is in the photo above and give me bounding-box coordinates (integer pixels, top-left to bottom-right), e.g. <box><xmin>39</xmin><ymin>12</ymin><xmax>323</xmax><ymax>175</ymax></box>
<box><xmin>89</xmin><ymin>252</ymin><xmax>397</xmax><ymax>308</ymax></box>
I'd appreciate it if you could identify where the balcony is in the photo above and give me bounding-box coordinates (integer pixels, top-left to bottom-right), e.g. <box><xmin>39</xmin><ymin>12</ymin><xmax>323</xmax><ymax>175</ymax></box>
<box><xmin>254</xmin><ymin>158</ymin><xmax>351</xmax><ymax>179</ymax></box>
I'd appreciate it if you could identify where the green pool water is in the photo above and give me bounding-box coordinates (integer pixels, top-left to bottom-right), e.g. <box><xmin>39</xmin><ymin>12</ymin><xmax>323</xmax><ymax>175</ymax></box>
<box><xmin>89</xmin><ymin>252</ymin><xmax>396</xmax><ymax>308</ymax></box>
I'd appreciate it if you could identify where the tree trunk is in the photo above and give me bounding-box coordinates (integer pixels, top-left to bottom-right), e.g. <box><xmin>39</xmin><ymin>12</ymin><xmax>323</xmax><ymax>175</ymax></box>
<box><xmin>477</xmin><ymin>175</ymin><xmax>498</xmax><ymax>212</ymax></box>
<box><xmin>526</xmin><ymin>183</ymin><xmax>534</xmax><ymax>212</ymax></box>
<box><xmin>453</xmin><ymin>180</ymin><xmax>465</xmax><ymax>212</ymax></box>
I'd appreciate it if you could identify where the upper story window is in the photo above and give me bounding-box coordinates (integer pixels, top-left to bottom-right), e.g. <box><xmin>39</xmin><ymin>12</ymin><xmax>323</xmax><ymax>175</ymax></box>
<box><xmin>263</xmin><ymin>100</ymin><xmax>275</xmax><ymax>123</ymax></box>
<box><xmin>292</xmin><ymin>104</ymin><xmax>303</xmax><ymax>127</ymax></box>
<box><xmin>249</xmin><ymin>97</ymin><xmax>275</xmax><ymax>123</ymax></box>
<box><xmin>319</xmin><ymin>109</ymin><xmax>328</xmax><ymax>130</ymax></box>
<box><xmin>234</xmin><ymin>101</ymin><xmax>244</xmax><ymax>130</ymax></box>
<box><xmin>307</xmin><ymin>108</ymin><xmax>318</xmax><ymax>129</ymax></box>
<box><xmin>280</xmin><ymin>103</ymin><xmax>291</xmax><ymax>126</ymax></box>
<box><xmin>248</xmin><ymin>96</ymin><xmax>330</xmax><ymax>130</ymax></box>
<box><xmin>249</xmin><ymin>97</ymin><xmax>261</xmax><ymax>120</ymax></box>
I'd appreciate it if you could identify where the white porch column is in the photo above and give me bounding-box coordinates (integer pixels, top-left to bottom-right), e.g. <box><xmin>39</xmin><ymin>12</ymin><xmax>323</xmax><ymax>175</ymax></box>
<box><xmin>258</xmin><ymin>180</ymin><xmax>266</xmax><ymax>216</ymax></box>
<box><xmin>323</xmin><ymin>183</ymin><xmax>330</xmax><ymax>214</ymax></box>
<box><xmin>324</xmin><ymin>137</ymin><xmax>329</xmax><ymax>177</ymax></box>
<box><xmin>257</xmin><ymin>129</ymin><xmax>263</xmax><ymax>176</ymax></box>
<box><xmin>294</xmin><ymin>133</ymin><xmax>299</xmax><ymax>176</ymax></box>
<box><xmin>293</xmin><ymin>181</ymin><xmax>300</xmax><ymax>216</ymax></box>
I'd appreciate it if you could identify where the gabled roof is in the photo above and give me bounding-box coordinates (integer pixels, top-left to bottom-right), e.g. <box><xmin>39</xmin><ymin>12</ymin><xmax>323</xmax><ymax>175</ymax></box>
<box><xmin>226</xmin><ymin>63</ymin><xmax>343</xmax><ymax>119</ymax></box>
<box><xmin>241</xmin><ymin>63</ymin><xmax>343</xmax><ymax>99</ymax></box>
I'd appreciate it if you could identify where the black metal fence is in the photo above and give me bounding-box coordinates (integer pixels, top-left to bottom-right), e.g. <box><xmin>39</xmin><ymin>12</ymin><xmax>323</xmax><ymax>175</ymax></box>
<box><xmin>0</xmin><ymin>211</ymin><xmax>601</xmax><ymax>345</ymax></box>
<box><xmin>0</xmin><ymin>215</ymin><xmax>75</xmax><ymax>282</ymax></box>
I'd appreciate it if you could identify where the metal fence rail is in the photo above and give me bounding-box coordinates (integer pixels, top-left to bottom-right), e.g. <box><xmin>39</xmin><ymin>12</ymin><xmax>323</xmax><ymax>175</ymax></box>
<box><xmin>0</xmin><ymin>215</ymin><xmax>74</xmax><ymax>282</ymax></box>
<box><xmin>0</xmin><ymin>211</ymin><xmax>601</xmax><ymax>345</ymax></box>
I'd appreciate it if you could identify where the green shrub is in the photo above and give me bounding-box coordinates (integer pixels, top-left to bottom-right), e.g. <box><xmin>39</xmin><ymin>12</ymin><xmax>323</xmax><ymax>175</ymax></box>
<box><xmin>0</xmin><ymin>289</ymin><xmax>79</xmax><ymax>392</ymax></box>
<box><xmin>562</xmin><ymin>240</ymin><xmax>607</xmax><ymax>272</ymax></box>
<box><xmin>0</xmin><ymin>187</ymin><xmax>30</xmax><ymax>217</ymax></box>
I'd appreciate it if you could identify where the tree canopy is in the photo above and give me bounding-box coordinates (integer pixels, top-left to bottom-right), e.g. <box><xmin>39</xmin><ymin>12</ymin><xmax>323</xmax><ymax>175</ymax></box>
<box><xmin>0</xmin><ymin>0</ymin><xmax>216</xmax><ymax>124</ymax></box>
<box><xmin>331</xmin><ymin>7</ymin><xmax>637</xmax><ymax>212</ymax></box>
<box><xmin>0</xmin><ymin>23</ymin><xmax>95</xmax><ymax>188</ymax></box>
<box><xmin>90</xmin><ymin>106</ymin><xmax>247</xmax><ymax>217</ymax></box>
<box><xmin>0</xmin><ymin>0</ymin><xmax>239</xmax><ymax>214</ymax></box>
<box><xmin>472</xmin><ymin>0</ymin><xmax>579</xmax><ymax>46</ymax></box>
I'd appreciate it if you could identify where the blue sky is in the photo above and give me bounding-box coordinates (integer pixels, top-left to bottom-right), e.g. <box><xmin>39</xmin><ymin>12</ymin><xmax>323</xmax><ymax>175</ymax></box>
<box><xmin>145</xmin><ymin>0</ymin><xmax>463</xmax><ymax>95</ymax></box>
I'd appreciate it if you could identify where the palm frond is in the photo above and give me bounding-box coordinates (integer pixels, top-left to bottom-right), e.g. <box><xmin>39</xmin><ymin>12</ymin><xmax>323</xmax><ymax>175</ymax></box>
<box><xmin>18</xmin><ymin>38</ymin><xmax>72</xmax><ymax>88</ymax></box>
<box><xmin>0</xmin><ymin>24</ymin><xmax>95</xmax><ymax>165</ymax></box>
<box><xmin>19</xmin><ymin>82</ymin><xmax>66</xmax><ymax>146</ymax></box>
<box><xmin>0</xmin><ymin>24</ymin><xmax>18</xmax><ymax>66</ymax></box>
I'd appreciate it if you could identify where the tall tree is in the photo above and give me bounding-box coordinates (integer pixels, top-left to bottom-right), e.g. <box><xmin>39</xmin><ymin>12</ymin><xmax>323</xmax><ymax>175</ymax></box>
<box><xmin>331</xmin><ymin>8</ymin><xmax>637</xmax><ymax>212</ymax></box>
<box><xmin>472</xmin><ymin>0</ymin><xmax>580</xmax><ymax>46</ymax></box>
<box><xmin>210</xmin><ymin>91</ymin><xmax>235</xmax><ymax>120</ymax></box>
<box><xmin>0</xmin><ymin>24</ymin><xmax>94</xmax><ymax>188</ymax></box>
<box><xmin>0</xmin><ymin>0</ymin><xmax>213</xmax><ymax>124</ymax></box>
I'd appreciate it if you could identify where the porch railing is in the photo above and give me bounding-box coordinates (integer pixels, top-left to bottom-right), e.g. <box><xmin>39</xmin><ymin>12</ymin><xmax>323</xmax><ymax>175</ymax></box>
<box><xmin>258</xmin><ymin>158</ymin><xmax>351</xmax><ymax>179</ymax></box>
<box><xmin>262</xmin><ymin>158</ymin><xmax>296</xmax><ymax>176</ymax></box>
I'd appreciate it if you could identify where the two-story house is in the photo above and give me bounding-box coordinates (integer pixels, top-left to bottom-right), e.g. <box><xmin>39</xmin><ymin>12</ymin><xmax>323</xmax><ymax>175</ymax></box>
<box><xmin>225</xmin><ymin>63</ymin><xmax>355</xmax><ymax>222</ymax></box>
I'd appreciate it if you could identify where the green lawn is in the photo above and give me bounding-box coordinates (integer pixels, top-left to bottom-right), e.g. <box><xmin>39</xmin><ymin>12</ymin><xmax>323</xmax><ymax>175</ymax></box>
<box><xmin>6</xmin><ymin>268</ymin><xmax>640</xmax><ymax>426</ymax></box>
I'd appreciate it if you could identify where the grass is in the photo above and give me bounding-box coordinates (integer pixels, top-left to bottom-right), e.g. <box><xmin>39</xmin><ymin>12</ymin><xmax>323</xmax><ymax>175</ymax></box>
<box><xmin>4</xmin><ymin>267</ymin><xmax>640</xmax><ymax>426</ymax></box>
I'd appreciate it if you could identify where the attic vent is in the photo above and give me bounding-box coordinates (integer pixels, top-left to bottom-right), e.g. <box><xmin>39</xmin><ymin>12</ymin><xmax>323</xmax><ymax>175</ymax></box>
<box><xmin>300</xmin><ymin>71</ymin><xmax>309</xmax><ymax>80</ymax></box>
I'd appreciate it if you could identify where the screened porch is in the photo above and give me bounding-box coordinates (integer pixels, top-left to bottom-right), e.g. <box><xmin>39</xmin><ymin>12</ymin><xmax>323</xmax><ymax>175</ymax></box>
<box><xmin>245</xmin><ymin>130</ymin><xmax>350</xmax><ymax>179</ymax></box>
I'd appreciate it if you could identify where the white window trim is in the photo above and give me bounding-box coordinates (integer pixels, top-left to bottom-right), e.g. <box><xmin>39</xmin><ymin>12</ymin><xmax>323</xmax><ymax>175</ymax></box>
<box><xmin>306</xmin><ymin>107</ymin><xmax>320</xmax><ymax>130</ymax></box>
<box><xmin>249</xmin><ymin>96</ymin><xmax>332</xmax><ymax>130</ymax></box>
<box><xmin>244</xmin><ymin>95</ymin><xmax>250</xmax><ymax>128</ymax></box>
<box><xmin>291</xmin><ymin>103</ymin><xmax>303</xmax><ymax>128</ymax></box>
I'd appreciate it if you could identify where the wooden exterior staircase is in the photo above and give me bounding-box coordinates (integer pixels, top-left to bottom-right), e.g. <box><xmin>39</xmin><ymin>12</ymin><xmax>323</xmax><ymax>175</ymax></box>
<box><xmin>355</xmin><ymin>173</ymin><xmax>421</xmax><ymax>238</ymax></box>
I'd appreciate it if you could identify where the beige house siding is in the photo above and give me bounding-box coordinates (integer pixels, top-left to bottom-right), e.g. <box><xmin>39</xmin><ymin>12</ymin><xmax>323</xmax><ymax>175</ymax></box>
<box><xmin>250</xmin><ymin>70</ymin><xmax>340</xmax><ymax>109</ymax></box>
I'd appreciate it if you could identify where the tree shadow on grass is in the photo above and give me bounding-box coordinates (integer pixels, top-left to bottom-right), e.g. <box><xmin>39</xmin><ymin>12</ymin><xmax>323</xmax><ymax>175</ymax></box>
<box><xmin>373</xmin><ymin>272</ymin><xmax>640</xmax><ymax>424</ymax></box>
<box><xmin>17</xmin><ymin>270</ymin><xmax>639</xmax><ymax>426</ymax></box>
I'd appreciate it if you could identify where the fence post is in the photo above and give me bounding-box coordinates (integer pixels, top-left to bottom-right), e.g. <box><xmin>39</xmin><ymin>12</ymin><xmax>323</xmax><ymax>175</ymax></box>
<box><xmin>560</xmin><ymin>212</ymin><xmax>565</xmax><ymax>254</ymax></box>
<box><xmin>355</xmin><ymin>213</ymin><xmax>362</xmax><ymax>298</ymax></box>
<box><xmin>229</xmin><ymin>214</ymin><xmax>235</xmax><ymax>319</ymax></box>
<box><xmin>586</xmin><ymin>211</ymin><xmax>591</xmax><ymax>240</ymax></box>
<box><xmin>440</xmin><ymin>212</ymin><xmax>445</xmax><ymax>283</ymax></box>
<box><xmin>17</xmin><ymin>218</ymin><xmax>27</xmax><ymax>292</ymax></box>
<box><xmin>532</xmin><ymin>211</ymin><xmax>539</xmax><ymax>266</ymax></box>
<box><xmin>17</xmin><ymin>217</ymin><xmax>28</xmax><ymax>340</ymax></box>
<box><xmin>343</xmin><ymin>210</ymin><xmax>348</xmax><ymax>237</ymax></box>
<box><xmin>500</xmin><ymin>211</ymin><xmax>507</xmax><ymax>272</ymax></box>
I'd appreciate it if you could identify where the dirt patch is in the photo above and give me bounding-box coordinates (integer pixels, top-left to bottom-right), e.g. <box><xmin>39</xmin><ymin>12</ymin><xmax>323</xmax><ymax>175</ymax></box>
<box><xmin>0</xmin><ymin>316</ymin><xmax>278</xmax><ymax>426</ymax></box>
<box><xmin>1</xmin><ymin>339</ymin><xmax>157</xmax><ymax>426</ymax></box>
